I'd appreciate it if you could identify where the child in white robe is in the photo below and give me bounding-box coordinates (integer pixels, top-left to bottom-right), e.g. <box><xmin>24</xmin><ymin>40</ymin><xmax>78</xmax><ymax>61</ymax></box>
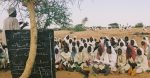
<box><xmin>74</xmin><ymin>46</ymin><xmax>90</xmax><ymax>78</ymax></box>
<box><xmin>116</xmin><ymin>48</ymin><xmax>127</xmax><ymax>73</ymax></box>
<box><xmin>141</xmin><ymin>40</ymin><xmax>150</xmax><ymax>67</ymax></box>
<box><xmin>55</xmin><ymin>48</ymin><xmax>62</xmax><ymax>70</ymax></box>
<box><xmin>135</xmin><ymin>48</ymin><xmax>149</xmax><ymax>73</ymax></box>
<box><xmin>61</xmin><ymin>46</ymin><xmax>71</xmax><ymax>70</ymax></box>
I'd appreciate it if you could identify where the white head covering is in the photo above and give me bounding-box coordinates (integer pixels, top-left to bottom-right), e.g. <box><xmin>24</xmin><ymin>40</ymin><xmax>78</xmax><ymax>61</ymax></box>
<box><xmin>54</xmin><ymin>37</ymin><xmax>57</xmax><ymax>41</ymax></box>
<box><xmin>143</xmin><ymin>36</ymin><xmax>149</xmax><ymax>45</ymax></box>
<box><xmin>117</xmin><ymin>39</ymin><xmax>127</xmax><ymax>54</ymax></box>
<box><xmin>107</xmin><ymin>41</ymin><xmax>111</xmax><ymax>46</ymax></box>
<box><xmin>130</xmin><ymin>39</ymin><xmax>138</xmax><ymax>47</ymax></box>
<box><xmin>99</xmin><ymin>38</ymin><xmax>105</xmax><ymax>44</ymax></box>
<box><xmin>119</xmin><ymin>39</ymin><xmax>126</xmax><ymax>46</ymax></box>
<box><xmin>139</xmin><ymin>48</ymin><xmax>144</xmax><ymax>55</ymax></box>
<box><xmin>108</xmin><ymin>46</ymin><xmax>117</xmax><ymax>67</ymax></box>
<box><xmin>112</xmin><ymin>37</ymin><xmax>118</xmax><ymax>43</ymax></box>
<box><xmin>7</xmin><ymin>7</ymin><xmax>16</xmax><ymax>15</ymax></box>
<box><xmin>104</xmin><ymin>36</ymin><xmax>109</xmax><ymax>40</ymax></box>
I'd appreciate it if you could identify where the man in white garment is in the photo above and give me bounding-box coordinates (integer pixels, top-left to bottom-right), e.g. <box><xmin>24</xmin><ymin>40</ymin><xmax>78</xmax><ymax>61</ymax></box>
<box><xmin>74</xmin><ymin>46</ymin><xmax>84</xmax><ymax>65</ymax></box>
<box><xmin>68</xmin><ymin>38</ymin><xmax>73</xmax><ymax>52</ymax></box>
<box><xmin>106</xmin><ymin>46</ymin><xmax>117</xmax><ymax>72</ymax></box>
<box><xmin>2</xmin><ymin>7</ymin><xmax>28</xmax><ymax>66</ymax></box>
<box><xmin>135</xmin><ymin>48</ymin><xmax>149</xmax><ymax>73</ymax></box>
<box><xmin>116</xmin><ymin>48</ymin><xmax>127</xmax><ymax>73</ymax></box>
<box><xmin>61</xmin><ymin>46</ymin><xmax>71</xmax><ymax>70</ymax></box>
<box><xmin>2</xmin><ymin>7</ymin><xmax>20</xmax><ymax>65</ymax></box>
<box><xmin>92</xmin><ymin>44</ymin><xmax>111</xmax><ymax>75</ymax></box>
<box><xmin>64</xmin><ymin>35</ymin><xmax>70</xmax><ymax>46</ymax></box>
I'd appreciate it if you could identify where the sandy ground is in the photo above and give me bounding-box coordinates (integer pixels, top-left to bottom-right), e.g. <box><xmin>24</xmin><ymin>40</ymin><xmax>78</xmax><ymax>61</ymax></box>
<box><xmin>56</xmin><ymin>71</ymin><xmax>150</xmax><ymax>78</ymax></box>
<box><xmin>55</xmin><ymin>28</ymin><xmax>150</xmax><ymax>46</ymax></box>
<box><xmin>0</xmin><ymin>28</ymin><xmax>150</xmax><ymax>78</ymax></box>
<box><xmin>1</xmin><ymin>70</ymin><xmax>150</xmax><ymax>78</ymax></box>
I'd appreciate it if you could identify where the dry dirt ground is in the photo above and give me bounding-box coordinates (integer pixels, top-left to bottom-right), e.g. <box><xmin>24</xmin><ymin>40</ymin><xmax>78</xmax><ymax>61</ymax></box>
<box><xmin>0</xmin><ymin>28</ymin><xmax>150</xmax><ymax>78</ymax></box>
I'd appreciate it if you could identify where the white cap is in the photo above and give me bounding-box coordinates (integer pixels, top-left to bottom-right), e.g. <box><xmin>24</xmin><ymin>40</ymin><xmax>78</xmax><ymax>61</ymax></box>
<box><xmin>7</xmin><ymin>7</ymin><xmax>16</xmax><ymax>15</ymax></box>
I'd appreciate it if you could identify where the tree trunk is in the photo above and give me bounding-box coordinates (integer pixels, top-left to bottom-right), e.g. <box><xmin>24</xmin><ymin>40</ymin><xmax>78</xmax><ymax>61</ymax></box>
<box><xmin>20</xmin><ymin>0</ymin><xmax>37</xmax><ymax>78</ymax></box>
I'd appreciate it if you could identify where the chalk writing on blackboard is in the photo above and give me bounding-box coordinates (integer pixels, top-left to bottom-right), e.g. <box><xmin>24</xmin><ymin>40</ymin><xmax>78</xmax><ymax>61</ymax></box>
<box><xmin>5</xmin><ymin>30</ymin><xmax>55</xmax><ymax>78</ymax></box>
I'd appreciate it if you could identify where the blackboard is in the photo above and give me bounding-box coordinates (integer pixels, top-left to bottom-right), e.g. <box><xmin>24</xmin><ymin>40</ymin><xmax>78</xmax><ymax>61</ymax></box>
<box><xmin>5</xmin><ymin>30</ymin><xmax>55</xmax><ymax>78</ymax></box>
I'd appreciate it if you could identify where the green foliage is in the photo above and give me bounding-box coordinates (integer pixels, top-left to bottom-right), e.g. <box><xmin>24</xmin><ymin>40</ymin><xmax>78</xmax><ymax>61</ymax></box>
<box><xmin>60</xmin><ymin>25</ymin><xmax>74</xmax><ymax>30</ymax></box>
<box><xmin>22</xmin><ymin>0</ymin><xmax>30</xmax><ymax>3</ymax></box>
<box><xmin>74</xmin><ymin>24</ymin><xmax>86</xmax><ymax>32</ymax></box>
<box><xmin>34</xmin><ymin>0</ymin><xmax>71</xmax><ymax>29</ymax></box>
<box><xmin>135</xmin><ymin>22</ymin><xmax>144</xmax><ymax>28</ymax></box>
<box><xmin>109</xmin><ymin>23</ymin><xmax>119</xmax><ymax>28</ymax></box>
<box><xmin>1</xmin><ymin>0</ymin><xmax>72</xmax><ymax>29</ymax></box>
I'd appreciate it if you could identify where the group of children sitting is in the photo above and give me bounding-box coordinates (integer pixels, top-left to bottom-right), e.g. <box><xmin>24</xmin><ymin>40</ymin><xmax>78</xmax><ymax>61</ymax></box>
<box><xmin>54</xmin><ymin>35</ymin><xmax>150</xmax><ymax>77</ymax></box>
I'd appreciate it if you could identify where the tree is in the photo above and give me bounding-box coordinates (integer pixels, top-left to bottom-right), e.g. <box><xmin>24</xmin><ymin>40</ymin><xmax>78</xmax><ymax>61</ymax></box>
<box><xmin>108</xmin><ymin>23</ymin><xmax>119</xmax><ymax>28</ymax></box>
<box><xmin>74</xmin><ymin>17</ymin><xmax>88</xmax><ymax>32</ymax></box>
<box><xmin>0</xmin><ymin>0</ymin><xmax>80</xmax><ymax>78</ymax></box>
<box><xmin>35</xmin><ymin>0</ymin><xmax>71</xmax><ymax>29</ymax></box>
<box><xmin>135</xmin><ymin>22</ymin><xmax>144</xmax><ymax>28</ymax></box>
<box><xmin>74</xmin><ymin>24</ymin><xmax>86</xmax><ymax>31</ymax></box>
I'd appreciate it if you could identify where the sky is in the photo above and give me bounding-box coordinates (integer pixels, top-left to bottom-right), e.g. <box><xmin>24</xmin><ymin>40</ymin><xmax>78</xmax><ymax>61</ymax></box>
<box><xmin>0</xmin><ymin>0</ymin><xmax>150</xmax><ymax>28</ymax></box>
<box><xmin>69</xmin><ymin>0</ymin><xmax>150</xmax><ymax>27</ymax></box>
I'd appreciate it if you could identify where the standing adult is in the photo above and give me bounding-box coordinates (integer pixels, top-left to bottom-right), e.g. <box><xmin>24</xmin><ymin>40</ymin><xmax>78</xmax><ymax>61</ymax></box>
<box><xmin>2</xmin><ymin>7</ymin><xmax>28</xmax><ymax>67</ymax></box>
<box><xmin>2</xmin><ymin>7</ymin><xmax>20</xmax><ymax>65</ymax></box>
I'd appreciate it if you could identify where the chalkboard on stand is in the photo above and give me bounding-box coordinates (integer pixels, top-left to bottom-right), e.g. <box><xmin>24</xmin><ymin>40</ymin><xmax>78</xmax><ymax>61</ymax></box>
<box><xmin>5</xmin><ymin>30</ymin><xmax>55</xmax><ymax>78</ymax></box>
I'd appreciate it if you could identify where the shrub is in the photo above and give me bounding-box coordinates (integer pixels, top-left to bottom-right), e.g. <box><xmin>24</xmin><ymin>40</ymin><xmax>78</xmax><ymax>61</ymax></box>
<box><xmin>108</xmin><ymin>23</ymin><xmax>119</xmax><ymax>28</ymax></box>
<box><xmin>74</xmin><ymin>24</ymin><xmax>86</xmax><ymax>32</ymax></box>
<box><xmin>60</xmin><ymin>25</ymin><xmax>74</xmax><ymax>30</ymax></box>
<box><xmin>135</xmin><ymin>23</ymin><xmax>144</xmax><ymax>28</ymax></box>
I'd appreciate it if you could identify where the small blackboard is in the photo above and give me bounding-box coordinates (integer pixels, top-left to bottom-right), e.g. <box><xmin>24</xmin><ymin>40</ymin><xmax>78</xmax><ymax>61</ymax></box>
<box><xmin>5</xmin><ymin>30</ymin><xmax>55</xmax><ymax>78</ymax></box>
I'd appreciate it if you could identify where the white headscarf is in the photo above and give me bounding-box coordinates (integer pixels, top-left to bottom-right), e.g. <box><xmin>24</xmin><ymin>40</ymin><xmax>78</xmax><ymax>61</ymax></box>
<box><xmin>130</xmin><ymin>39</ymin><xmax>138</xmax><ymax>47</ymax></box>
<box><xmin>118</xmin><ymin>39</ymin><xmax>127</xmax><ymax>54</ymax></box>
<box><xmin>139</xmin><ymin>48</ymin><xmax>144</xmax><ymax>55</ymax></box>
<box><xmin>107</xmin><ymin>45</ymin><xmax>117</xmax><ymax>67</ymax></box>
<box><xmin>112</xmin><ymin>37</ymin><xmax>118</xmax><ymax>43</ymax></box>
<box><xmin>143</xmin><ymin>36</ymin><xmax>149</xmax><ymax>45</ymax></box>
<box><xmin>119</xmin><ymin>39</ymin><xmax>126</xmax><ymax>46</ymax></box>
<box><xmin>104</xmin><ymin>36</ymin><xmax>109</xmax><ymax>40</ymax></box>
<box><xmin>7</xmin><ymin>7</ymin><xmax>16</xmax><ymax>15</ymax></box>
<box><xmin>135</xmin><ymin>48</ymin><xmax>149</xmax><ymax>72</ymax></box>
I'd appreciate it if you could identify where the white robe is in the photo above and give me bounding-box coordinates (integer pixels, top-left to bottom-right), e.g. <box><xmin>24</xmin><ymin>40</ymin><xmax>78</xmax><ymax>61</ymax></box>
<box><xmin>55</xmin><ymin>53</ymin><xmax>61</xmax><ymax>68</ymax></box>
<box><xmin>92</xmin><ymin>49</ymin><xmax>109</xmax><ymax>69</ymax></box>
<box><xmin>107</xmin><ymin>46</ymin><xmax>117</xmax><ymax>71</ymax></box>
<box><xmin>115</xmin><ymin>39</ymin><xmax>127</xmax><ymax>54</ymax></box>
<box><xmin>116</xmin><ymin>53</ymin><xmax>128</xmax><ymax>73</ymax></box>
<box><xmin>63</xmin><ymin>35</ymin><xmax>69</xmax><ymax>45</ymax></box>
<box><xmin>2</xmin><ymin>17</ymin><xmax>20</xmax><ymax>63</ymax></box>
<box><xmin>117</xmin><ymin>54</ymin><xmax>127</xmax><ymax>67</ymax></box>
<box><xmin>61</xmin><ymin>52</ymin><xmax>71</xmax><ymax>66</ymax></box>
<box><xmin>135</xmin><ymin>48</ymin><xmax>149</xmax><ymax>73</ymax></box>
<box><xmin>69</xmin><ymin>43</ymin><xmax>72</xmax><ymax>53</ymax></box>
<box><xmin>129</xmin><ymin>39</ymin><xmax>138</xmax><ymax>47</ymax></box>
<box><xmin>143</xmin><ymin>37</ymin><xmax>149</xmax><ymax>45</ymax></box>
<box><xmin>74</xmin><ymin>52</ymin><xmax>84</xmax><ymax>64</ymax></box>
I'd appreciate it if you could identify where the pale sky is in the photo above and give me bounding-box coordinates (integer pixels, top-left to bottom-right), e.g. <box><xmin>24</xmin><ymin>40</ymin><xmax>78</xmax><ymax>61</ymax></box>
<box><xmin>0</xmin><ymin>0</ymin><xmax>150</xmax><ymax>28</ymax></box>
<box><xmin>70</xmin><ymin>0</ymin><xmax>150</xmax><ymax>27</ymax></box>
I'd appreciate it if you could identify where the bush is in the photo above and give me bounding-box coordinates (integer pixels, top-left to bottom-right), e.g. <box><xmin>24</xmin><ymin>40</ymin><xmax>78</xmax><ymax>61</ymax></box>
<box><xmin>135</xmin><ymin>23</ymin><xmax>144</xmax><ymax>28</ymax></box>
<box><xmin>108</xmin><ymin>23</ymin><xmax>119</xmax><ymax>28</ymax></box>
<box><xmin>60</xmin><ymin>25</ymin><xmax>74</xmax><ymax>30</ymax></box>
<box><xmin>74</xmin><ymin>24</ymin><xmax>86</xmax><ymax>32</ymax></box>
